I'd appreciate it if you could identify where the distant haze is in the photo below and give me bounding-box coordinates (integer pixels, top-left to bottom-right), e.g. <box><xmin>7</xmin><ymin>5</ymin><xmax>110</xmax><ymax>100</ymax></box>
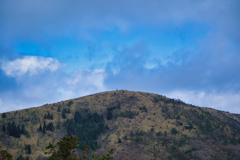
<box><xmin>0</xmin><ymin>0</ymin><xmax>240</xmax><ymax>113</ymax></box>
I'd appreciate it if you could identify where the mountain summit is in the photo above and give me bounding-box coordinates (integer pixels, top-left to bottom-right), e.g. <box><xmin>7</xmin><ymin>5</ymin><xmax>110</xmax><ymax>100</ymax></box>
<box><xmin>1</xmin><ymin>90</ymin><xmax>240</xmax><ymax>160</ymax></box>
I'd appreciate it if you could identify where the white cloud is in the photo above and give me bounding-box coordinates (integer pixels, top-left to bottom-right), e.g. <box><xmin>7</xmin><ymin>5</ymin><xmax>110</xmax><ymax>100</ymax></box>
<box><xmin>166</xmin><ymin>90</ymin><xmax>240</xmax><ymax>114</ymax></box>
<box><xmin>1</xmin><ymin>56</ymin><xmax>61</xmax><ymax>77</ymax></box>
<box><xmin>66</xmin><ymin>69</ymin><xmax>105</xmax><ymax>90</ymax></box>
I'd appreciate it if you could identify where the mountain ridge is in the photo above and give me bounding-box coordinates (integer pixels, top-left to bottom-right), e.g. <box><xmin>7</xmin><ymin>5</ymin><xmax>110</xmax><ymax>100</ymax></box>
<box><xmin>0</xmin><ymin>90</ymin><xmax>240</xmax><ymax>160</ymax></box>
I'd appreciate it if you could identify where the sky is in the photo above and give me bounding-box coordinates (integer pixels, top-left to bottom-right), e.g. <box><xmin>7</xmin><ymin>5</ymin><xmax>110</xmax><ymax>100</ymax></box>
<box><xmin>0</xmin><ymin>0</ymin><xmax>240</xmax><ymax>114</ymax></box>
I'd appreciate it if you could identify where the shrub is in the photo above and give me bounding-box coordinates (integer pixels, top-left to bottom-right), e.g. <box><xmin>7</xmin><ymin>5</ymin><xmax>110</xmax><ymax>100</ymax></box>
<box><xmin>118</xmin><ymin>138</ymin><xmax>122</xmax><ymax>143</ymax></box>
<box><xmin>171</xmin><ymin>128</ymin><xmax>178</xmax><ymax>135</ymax></box>
<box><xmin>156</xmin><ymin>132</ymin><xmax>162</xmax><ymax>137</ymax></box>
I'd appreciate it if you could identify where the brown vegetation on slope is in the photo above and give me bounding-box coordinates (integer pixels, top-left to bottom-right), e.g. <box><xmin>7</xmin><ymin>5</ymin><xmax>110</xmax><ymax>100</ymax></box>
<box><xmin>0</xmin><ymin>90</ymin><xmax>240</xmax><ymax>160</ymax></box>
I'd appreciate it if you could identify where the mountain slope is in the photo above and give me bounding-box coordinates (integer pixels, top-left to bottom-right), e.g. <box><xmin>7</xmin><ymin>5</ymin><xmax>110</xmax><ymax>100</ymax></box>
<box><xmin>0</xmin><ymin>90</ymin><xmax>240</xmax><ymax>160</ymax></box>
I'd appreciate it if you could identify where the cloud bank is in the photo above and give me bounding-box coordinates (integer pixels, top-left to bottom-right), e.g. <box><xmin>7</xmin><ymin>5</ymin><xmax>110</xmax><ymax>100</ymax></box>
<box><xmin>0</xmin><ymin>0</ymin><xmax>239</xmax><ymax>113</ymax></box>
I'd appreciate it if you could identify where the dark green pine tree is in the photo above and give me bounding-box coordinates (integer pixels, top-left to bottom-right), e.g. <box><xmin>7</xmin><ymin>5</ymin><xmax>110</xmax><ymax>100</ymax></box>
<box><xmin>16</xmin><ymin>155</ymin><xmax>24</xmax><ymax>160</ymax></box>
<box><xmin>9</xmin><ymin>122</ymin><xmax>15</xmax><ymax>137</ymax></box>
<box><xmin>7</xmin><ymin>122</ymin><xmax>11</xmax><ymax>133</ymax></box>
<box><xmin>47</xmin><ymin>122</ymin><xmax>54</xmax><ymax>132</ymax></box>
<box><xmin>62</xmin><ymin>112</ymin><xmax>66</xmax><ymax>119</ymax></box>
<box><xmin>20</xmin><ymin>125</ymin><xmax>26</xmax><ymax>134</ymax></box>
<box><xmin>43</xmin><ymin>122</ymin><xmax>46</xmax><ymax>134</ymax></box>
<box><xmin>107</xmin><ymin>111</ymin><xmax>113</xmax><ymax>120</ymax></box>
<box><xmin>2</xmin><ymin>124</ymin><xmax>6</xmax><ymax>133</ymax></box>
<box><xmin>2</xmin><ymin>113</ymin><xmax>7</xmax><ymax>118</ymax></box>
<box><xmin>44</xmin><ymin>121</ymin><xmax>46</xmax><ymax>129</ymax></box>
<box><xmin>57</xmin><ymin>106</ymin><xmax>61</xmax><ymax>112</ymax></box>
<box><xmin>43</xmin><ymin>126</ymin><xmax>46</xmax><ymax>134</ymax></box>
<box><xmin>130</xmin><ymin>131</ymin><xmax>134</xmax><ymax>137</ymax></box>
<box><xmin>28</xmin><ymin>145</ymin><xmax>31</xmax><ymax>154</ymax></box>
<box><xmin>10</xmin><ymin>123</ymin><xmax>20</xmax><ymax>138</ymax></box>
<box><xmin>39</xmin><ymin>124</ymin><xmax>42</xmax><ymax>132</ymax></box>
<box><xmin>74</xmin><ymin>111</ymin><xmax>82</xmax><ymax>124</ymax></box>
<box><xmin>50</xmin><ymin>114</ymin><xmax>54</xmax><ymax>120</ymax></box>
<box><xmin>17</xmin><ymin>125</ymin><xmax>21</xmax><ymax>137</ymax></box>
<box><xmin>67</xmin><ymin>108</ymin><xmax>71</xmax><ymax>113</ymax></box>
<box><xmin>47</xmin><ymin>112</ymin><xmax>51</xmax><ymax>119</ymax></box>
<box><xmin>117</xmin><ymin>138</ymin><xmax>122</xmax><ymax>143</ymax></box>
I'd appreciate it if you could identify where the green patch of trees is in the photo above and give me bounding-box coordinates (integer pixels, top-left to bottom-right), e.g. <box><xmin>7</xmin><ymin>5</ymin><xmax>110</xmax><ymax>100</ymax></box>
<box><xmin>44</xmin><ymin>135</ymin><xmax>113</xmax><ymax>160</ymax></box>
<box><xmin>0</xmin><ymin>145</ymin><xmax>13</xmax><ymax>160</ymax></box>
<box><xmin>44</xmin><ymin>112</ymin><xmax>54</xmax><ymax>120</ymax></box>
<box><xmin>67</xmin><ymin>101</ymin><xmax>74</xmax><ymax>107</ymax></box>
<box><xmin>38</xmin><ymin>122</ymin><xmax>54</xmax><ymax>134</ymax></box>
<box><xmin>139</xmin><ymin>106</ymin><xmax>147</xmax><ymax>112</ymax></box>
<box><xmin>62</xmin><ymin>111</ymin><xmax>107</xmax><ymax>150</ymax></box>
<box><xmin>62</xmin><ymin>108</ymin><xmax>71</xmax><ymax>119</ymax></box>
<box><xmin>4</xmin><ymin>122</ymin><xmax>30</xmax><ymax>138</ymax></box>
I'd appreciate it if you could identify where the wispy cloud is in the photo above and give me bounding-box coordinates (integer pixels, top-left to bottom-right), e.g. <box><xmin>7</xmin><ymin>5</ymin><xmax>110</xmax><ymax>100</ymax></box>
<box><xmin>1</xmin><ymin>56</ymin><xmax>61</xmax><ymax>77</ymax></box>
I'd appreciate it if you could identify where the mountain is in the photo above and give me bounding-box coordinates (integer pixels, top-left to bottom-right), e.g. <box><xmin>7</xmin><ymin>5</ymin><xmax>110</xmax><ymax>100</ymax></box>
<box><xmin>1</xmin><ymin>90</ymin><xmax>240</xmax><ymax>160</ymax></box>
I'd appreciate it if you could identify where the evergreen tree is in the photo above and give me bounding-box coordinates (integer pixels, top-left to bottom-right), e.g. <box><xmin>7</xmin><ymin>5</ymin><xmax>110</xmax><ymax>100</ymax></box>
<box><xmin>44</xmin><ymin>121</ymin><xmax>46</xmax><ymax>129</ymax></box>
<box><xmin>63</xmin><ymin>108</ymin><xmax>67</xmax><ymax>113</ymax></box>
<box><xmin>44</xmin><ymin>114</ymin><xmax>47</xmax><ymax>119</ymax></box>
<box><xmin>45</xmin><ymin>135</ymin><xmax>114</xmax><ymax>160</ymax></box>
<box><xmin>43</xmin><ymin>122</ymin><xmax>46</xmax><ymax>134</ymax></box>
<box><xmin>57</xmin><ymin>106</ymin><xmax>61</xmax><ymax>112</ymax></box>
<box><xmin>25</xmin><ymin>145</ymin><xmax>31</xmax><ymax>154</ymax></box>
<box><xmin>9</xmin><ymin>122</ymin><xmax>20</xmax><ymax>138</ymax></box>
<box><xmin>43</xmin><ymin>126</ymin><xmax>46</xmax><ymax>134</ymax></box>
<box><xmin>130</xmin><ymin>131</ymin><xmax>134</xmax><ymax>137</ymax></box>
<box><xmin>74</xmin><ymin>111</ymin><xmax>82</xmax><ymax>124</ymax></box>
<box><xmin>107</xmin><ymin>111</ymin><xmax>113</xmax><ymax>120</ymax></box>
<box><xmin>117</xmin><ymin>138</ymin><xmax>122</xmax><ymax>143</ymax></box>
<box><xmin>7</xmin><ymin>122</ymin><xmax>11</xmax><ymax>133</ymax></box>
<box><xmin>28</xmin><ymin>145</ymin><xmax>31</xmax><ymax>154</ymax></box>
<box><xmin>0</xmin><ymin>145</ymin><xmax>14</xmax><ymax>160</ymax></box>
<box><xmin>2</xmin><ymin>124</ymin><xmax>5</xmax><ymax>133</ymax></box>
<box><xmin>67</xmin><ymin>101</ymin><xmax>73</xmax><ymax>107</ymax></box>
<box><xmin>18</xmin><ymin>125</ymin><xmax>20</xmax><ymax>133</ymax></box>
<box><xmin>62</xmin><ymin>112</ymin><xmax>66</xmax><ymax>119</ymax></box>
<box><xmin>17</xmin><ymin>155</ymin><xmax>24</xmax><ymax>160</ymax></box>
<box><xmin>2</xmin><ymin>113</ymin><xmax>7</xmax><ymax>118</ymax></box>
<box><xmin>20</xmin><ymin>125</ymin><xmax>26</xmax><ymax>134</ymax></box>
<box><xmin>16</xmin><ymin>125</ymin><xmax>21</xmax><ymax>138</ymax></box>
<box><xmin>50</xmin><ymin>114</ymin><xmax>54</xmax><ymax>120</ymax></box>
<box><xmin>47</xmin><ymin>122</ymin><xmax>54</xmax><ymax>132</ymax></box>
<box><xmin>56</xmin><ymin>122</ymin><xmax>61</xmax><ymax>130</ymax></box>
<box><xmin>47</xmin><ymin>112</ymin><xmax>51</xmax><ymax>119</ymax></box>
<box><xmin>67</xmin><ymin>108</ymin><xmax>71</xmax><ymax>113</ymax></box>
<box><xmin>39</xmin><ymin>124</ymin><xmax>43</xmax><ymax>132</ymax></box>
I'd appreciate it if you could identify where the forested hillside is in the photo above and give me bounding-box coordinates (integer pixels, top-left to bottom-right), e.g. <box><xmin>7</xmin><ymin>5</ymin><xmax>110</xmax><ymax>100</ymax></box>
<box><xmin>1</xmin><ymin>90</ymin><xmax>240</xmax><ymax>160</ymax></box>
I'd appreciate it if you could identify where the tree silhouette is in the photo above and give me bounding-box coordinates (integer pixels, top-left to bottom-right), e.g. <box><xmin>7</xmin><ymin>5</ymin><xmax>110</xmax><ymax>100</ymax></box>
<box><xmin>39</xmin><ymin>124</ymin><xmax>43</xmax><ymax>132</ymax></box>
<box><xmin>45</xmin><ymin>135</ymin><xmax>113</xmax><ymax>160</ymax></box>
<box><xmin>58</xmin><ymin>106</ymin><xmax>61</xmax><ymax>112</ymax></box>
<box><xmin>2</xmin><ymin>113</ymin><xmax>7</xmax><ymax>118</ymax></box>
<box><xmin>16</xmin><ymin>155</ymin><xmax>24</xmax><ymax>160</ymax></box>
<box><xmin>106</xmin><ymin>111</ymin><xmax>113</xmax><ymax>120</ymax></box>
<box><xmin>25</xmin><ymin>144</ymin><xmax>31</xmax><ymax>154</ymax></box>
<box><xmin>117</xmin><ymin>138</ymin><xmax>122</xmax><ymax>143</ymax></box>
<box><xmin>2</xmin><ymin>124</ymin><xmax>6</xmax><ymax>133</ymax></box>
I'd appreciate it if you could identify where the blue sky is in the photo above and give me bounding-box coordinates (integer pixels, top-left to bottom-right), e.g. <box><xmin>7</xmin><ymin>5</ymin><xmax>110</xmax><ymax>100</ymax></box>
<box><xmin>0</xmin><ymin>0</ymin><xmax>240</xmax><ymax>113</ymax></box>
